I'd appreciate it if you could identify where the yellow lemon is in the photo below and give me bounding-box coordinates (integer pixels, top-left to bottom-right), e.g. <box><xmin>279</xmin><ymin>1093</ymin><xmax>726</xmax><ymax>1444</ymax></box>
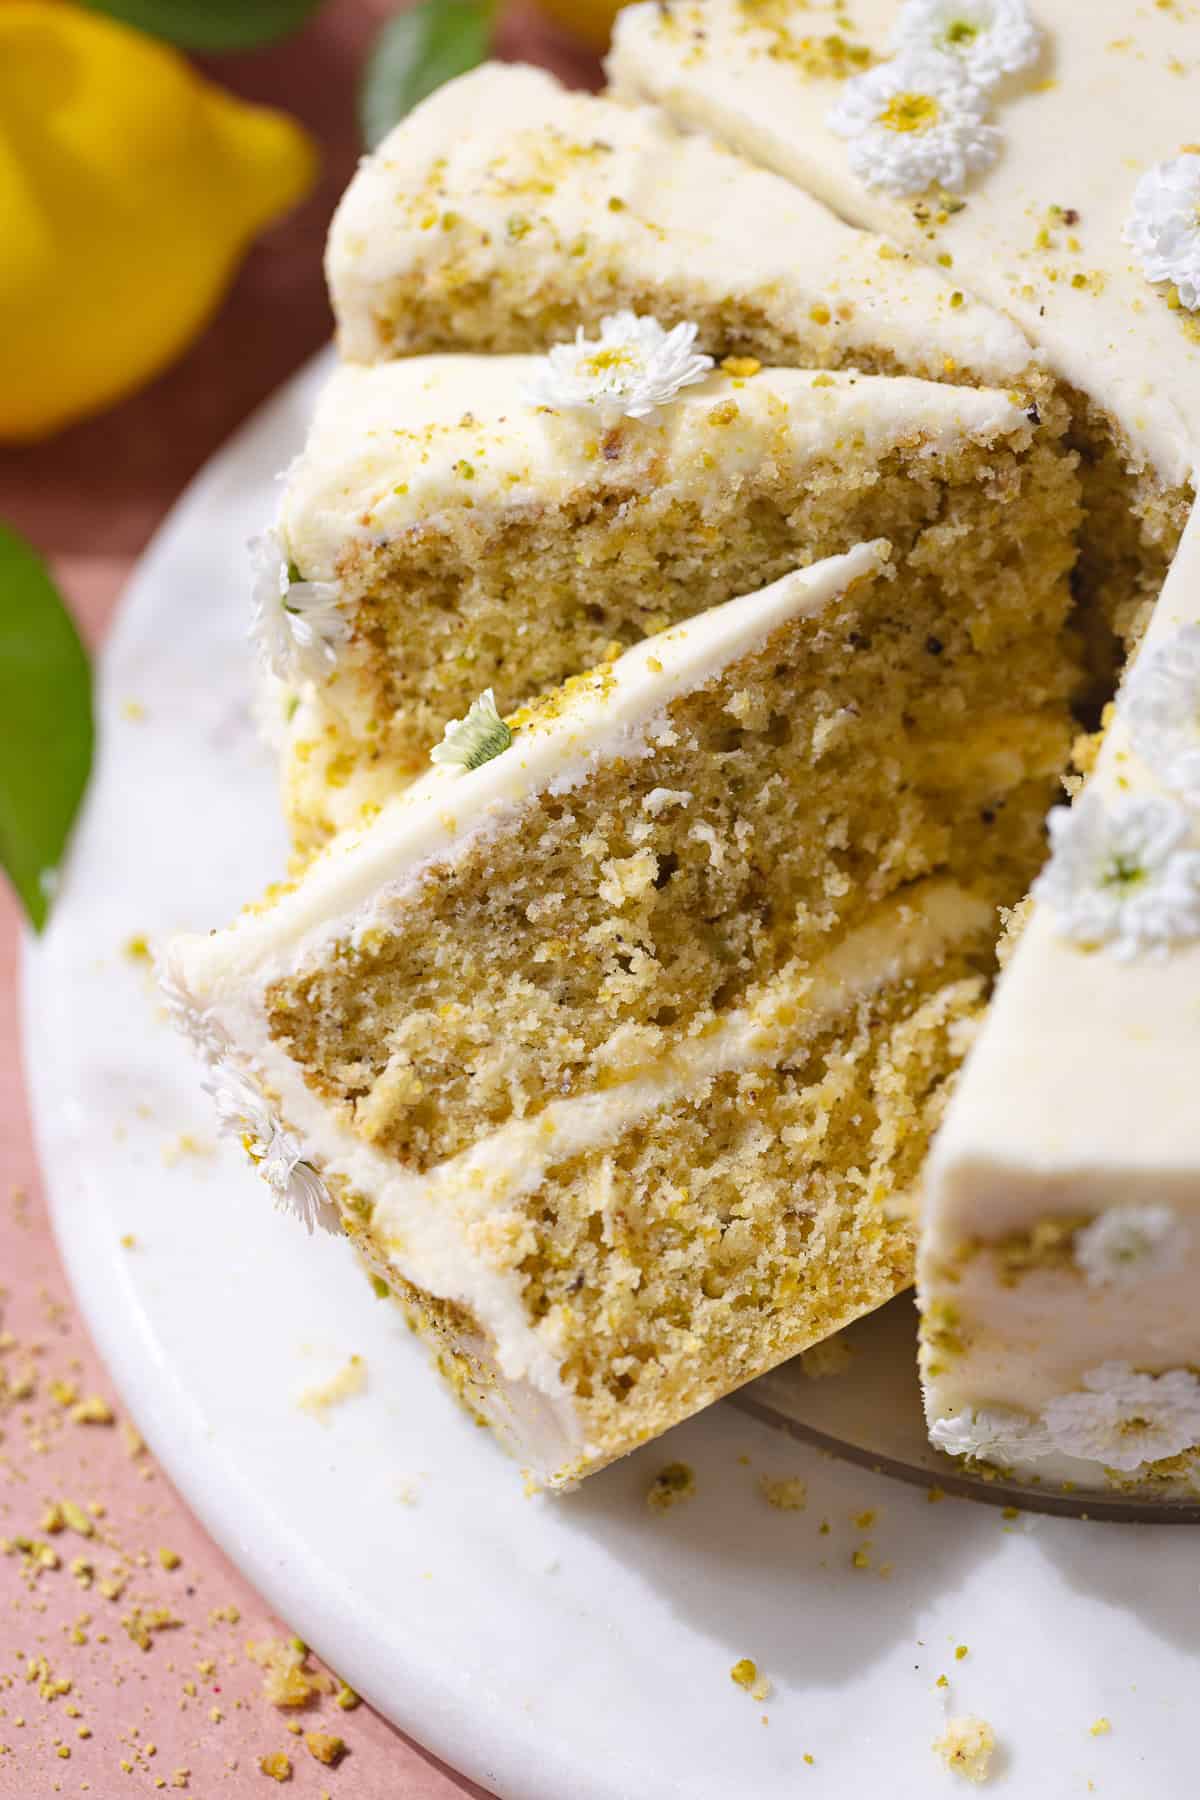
<box><xmin>0</xmin><ymin>2</ymin><xmax>318</xmax><ymax>440</ymax></box>
<box><xmin>532</xmin><ymin>0</ymin><xmax>625</xmax><ymax>52</ymax></box>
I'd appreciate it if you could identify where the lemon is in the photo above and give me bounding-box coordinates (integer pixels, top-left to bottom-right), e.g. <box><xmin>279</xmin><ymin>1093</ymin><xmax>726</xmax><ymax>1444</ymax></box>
<box><xmin>0</xmin><ymin>2</ymin><xmax>318</xmax><ymax>441</ymax></box>
<box><xmin>532</xmin><ymin>0</ymin><xmax>625</xmax><ymax>52</ymax></box>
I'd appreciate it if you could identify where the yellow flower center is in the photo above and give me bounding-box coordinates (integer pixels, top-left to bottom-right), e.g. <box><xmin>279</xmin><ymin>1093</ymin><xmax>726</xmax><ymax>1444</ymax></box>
<box><xmin>879</xmin><ymin>91</ymin><xmax>941</xmax><ymax>134</ymax></box>
<box><xmin>583</xmin><ymin>348</ymin><xmax>637</xmax><ymax>376</ymax></box>
<box><xmin>942</xmin><ymin>18</ymin><xmax>979</xmax><ymax>46</ymax></box>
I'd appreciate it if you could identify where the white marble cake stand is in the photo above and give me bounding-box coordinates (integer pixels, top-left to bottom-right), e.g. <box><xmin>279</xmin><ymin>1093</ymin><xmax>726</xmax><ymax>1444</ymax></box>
<box><xmin>24</xmin><ymin>352</ymin><xmax>1200</xmax><ymax>1800</ymax></box>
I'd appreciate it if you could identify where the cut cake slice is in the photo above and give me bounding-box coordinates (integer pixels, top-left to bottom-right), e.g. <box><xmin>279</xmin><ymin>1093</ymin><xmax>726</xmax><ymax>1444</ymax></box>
<box><xmin>267</xmin><ymin>355</ymin><xmax>1080</xmax><ymax>845</ymax></box>
<box><xmin>167</xmin><ymin>542</ymin><xmax>1073</xmax><ymax>1487</ymax></box>
<box><xmin>918</xmin><ymin>507</ymin><xmax>1200</xmax><ymax>1497</ymax></box>
<box><xmin>326</xmin><ymin>61</ymin><xmax>1036</xmax><ymax>390</ymax></box>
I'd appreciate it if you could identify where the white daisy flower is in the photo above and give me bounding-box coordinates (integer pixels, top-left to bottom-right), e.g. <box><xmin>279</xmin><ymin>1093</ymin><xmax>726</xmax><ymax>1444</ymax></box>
<box><xmin>1123</xmin><ymin>625</ymin><xmax>1200</xmax><ymax>804</ymax></box>
<box><xmin>430</xmin><ymin>688</ymin><xmax>514</xmax><ymax>771</ymax></box>
<box><xmin>202</xmin><ymin>1059</ymin><xmax>333</xmax><ymax>1235</ymax></box>
<box><xmin>524</xmin><ymin>312</ymin><xmax>714</xmax><ymax>427</ymax></box>
<box><xmin>890</xmin><ymin>0</ymin><xmax>1040</xmax><ymax>88</ymax></box>
<box><xmin>249</xmin><ymin>528</ymin><xmax>349</xmax><ymax>686</ymax></box>
<box><xmin>929</xmin><ymin>1405</ymin><xmax>1054</xmax><ymax>1465</ymax></box>
<box><xmin>157</xmin><ymin>953</ymin><xmax>227</xmax><ymax>1064</ymax></box>
<box><xmin>827</xmin><ymin>52</ymin><xmax>1000</xmax><ymax>196</ymax></box>
<box><xmin>1125</xmin><ymin>154</ymin><xmax>1200</xmax><ymax>311</ymax></box>
<box><xmin>1043</xmin><ymin>1362</ymin><xmax>1200</xmax><ymax>1473</ymax></box>
<box><xmin>1032</xmin><ymin>790</ymin><xmax>1200</xmax><ymax>958</ymax></box>
<box><xmin>1074</xmin><ymin>1205</ymin><xmax>1187</xmax><ymax>1288</ymax></box>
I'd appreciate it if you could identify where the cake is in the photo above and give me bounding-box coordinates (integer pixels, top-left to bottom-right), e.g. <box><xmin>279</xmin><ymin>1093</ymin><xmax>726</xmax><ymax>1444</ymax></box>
<box><xmin>606</xmin><ymin>0</ymin><xmax>1200</xmax><ymax>1494</ymax></box>
<box><xmin>326</xmin><ymin>62</ymin><xmax>1036</xmax><ymax>389</ymax></box>
<box><xmin>175</xmin><ymin>0</ymin><xmax>1200</xmax><ymax>1496</ymax></box>
<box><xmin>266</xmin><ymin>350</ymin><xmax>1079</xmax><ymax>846</ymax></box>
<box><xmin>166</xmin><ymin>536</ymin><xmax>1072</xmax><ymax>1488</ymax></box>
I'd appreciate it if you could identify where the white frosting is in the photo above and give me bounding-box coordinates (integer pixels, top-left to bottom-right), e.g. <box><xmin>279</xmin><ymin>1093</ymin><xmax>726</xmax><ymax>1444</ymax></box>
<box><xmin>609</xmin><ymin>0</ymin><xmax>1200</xmax><ymax>485</ymax></box>
<box><xmin>280</xmin><ymin>353</ymin><xmax>1034</xmax><ymax>584</ymax></box>
<box><xmin>327</xmin><ymin>60</ymin><xmax>1035</xmax><ymax>387</ymax></box>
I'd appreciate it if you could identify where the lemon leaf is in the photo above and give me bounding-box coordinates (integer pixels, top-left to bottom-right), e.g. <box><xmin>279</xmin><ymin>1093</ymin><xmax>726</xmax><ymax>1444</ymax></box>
<box><xmin>81</xmin><ymin>0</ymin><xmax>324</xmax><ymax>52</ymax></box>
<box><xmin>0</xmin><ymin>525</ymin><xmax>93</xmax><ymax>932</ymax></box>
<box><xmin>359</xmin><ymin>0</ymin><xmax>495</xmax><ymax>150</ymax></box>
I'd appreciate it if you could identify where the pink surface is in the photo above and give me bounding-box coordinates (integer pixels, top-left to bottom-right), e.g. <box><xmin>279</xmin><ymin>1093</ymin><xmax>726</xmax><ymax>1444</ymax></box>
<box><xmin>0</xmin><ymin>5</ymin><xmax>597</xmax><ymax>1792</ymax></box>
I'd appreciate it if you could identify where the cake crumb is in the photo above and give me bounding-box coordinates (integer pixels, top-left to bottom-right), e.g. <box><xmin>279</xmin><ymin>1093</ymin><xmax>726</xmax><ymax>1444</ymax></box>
<box><xmin>729</xmin><ymin>1658</ymin><xmax>769</xmax><ymax>1699</ymax></box>
<box><xmin>60</xmin><ymin>1500</ymin><xmax>94</xmax><ymax>1537</ymax></box>
<box><xmin>259</xmin><ymin>1751</ymin><xmax>292</xmax><ymax>1781</ymax></box>
<box><xmin>933</xmin><ymin>1716</ymin><xmax>996</xmax><ymax>1783</ymax></box>
<box><xmin>305</xmin><ymin>1732</ymin><xmax>347</xmax><ymax>1766</ymax></box>
<box><xmin>955</xmin><ymin>1644</ymin><xmax>969</xmax><ymax>1661</ymax></box>
<box><xmin>646</xmin><ymin>1462</ymin><xmax>695</xmax><ymax>1511</ymax></box>
<box><xmin>1089</xmin><ymin>1716</ymin><xmax>1111</xmax><ymax>1736</ymax></box>
<box><xmin>246</xmin><ymin>1638</ymin><xmax>326</xmax><ymax>1708</ymax></box>
<box><xmin>299</xmin><ymin>1356</ymin><xmax>367</xmax><ymax>1419</ymax></box>
<box><xmin>759</xmin><ymin>1475</ymin><xmax>806</xmax><ymax>1511</ymax></box>
<box><xmin>69</xmin><ymin>1395</ymin><xmax>114</xmax><ymax>1425</ymax></box>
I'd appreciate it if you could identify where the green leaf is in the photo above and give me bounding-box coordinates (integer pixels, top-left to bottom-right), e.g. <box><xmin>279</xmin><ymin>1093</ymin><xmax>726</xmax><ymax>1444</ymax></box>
<box><xmin>0</xmin><ymin>525</ymin><xmax>93</xmax><ymax>932</ymax></box>
<box><xmin>81</xmin><ymin>0</ymin><xmax>325</xmax><ymax>52</ymax></box>
<box><xmin>359</xmin><ymin>0</ymin><xmax>494</xmax><ymax>151</ymax></box>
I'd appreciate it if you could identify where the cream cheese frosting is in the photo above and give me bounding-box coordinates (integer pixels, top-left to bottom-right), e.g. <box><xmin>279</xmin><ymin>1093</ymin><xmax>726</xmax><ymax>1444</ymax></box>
<box><xmin>608</xmin><ymin>0</ymin><xmax>1200</xmax><ymax>486</ymax></box>
<box><xmin>326</xmin><ymin>60</ymin><xmax>1035</xmax><ymax>388</ymax></box>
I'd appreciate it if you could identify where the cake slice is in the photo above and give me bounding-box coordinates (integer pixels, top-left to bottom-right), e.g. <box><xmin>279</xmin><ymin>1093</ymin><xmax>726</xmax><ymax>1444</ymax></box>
<box><xmin>326</xmin><ymin>61</ymin><xmax>1036</xmax><ymax>390</ymax></box>
<box><xmin>265</xmin><ymin>353</ymin><xmax>1080</xmax><ymax>845</ymax></box>
<box><xmin>166</xmin><ymin>542</ymin><xmax>1074</xmax><ymax>1487</ymax></box>
<box><xmin>918</xmin><ymin>507</ymin><xmax>1200</xmax><ymax>1498</ymax></box>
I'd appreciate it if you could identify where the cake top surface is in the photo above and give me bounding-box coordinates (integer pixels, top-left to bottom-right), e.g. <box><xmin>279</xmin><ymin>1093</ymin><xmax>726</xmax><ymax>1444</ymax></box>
<box><xmin>173</xmin><ymin>540</ymin><xmax>889</xmax><ymax>986</ymax></box>
<box><xmin>610</xmin><ymin>0</ymin><xmax>1200</xmax><ymax>486</ymax></box>
<box><xmin>326</xmin><ymin>60</ymin><xmax>1034</xmax><ymax>386</ymax></box>
<box><xmin>280</xmin><ymin>351</ymin><xmax>1032</xmax><ymax>580</ymax></box>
